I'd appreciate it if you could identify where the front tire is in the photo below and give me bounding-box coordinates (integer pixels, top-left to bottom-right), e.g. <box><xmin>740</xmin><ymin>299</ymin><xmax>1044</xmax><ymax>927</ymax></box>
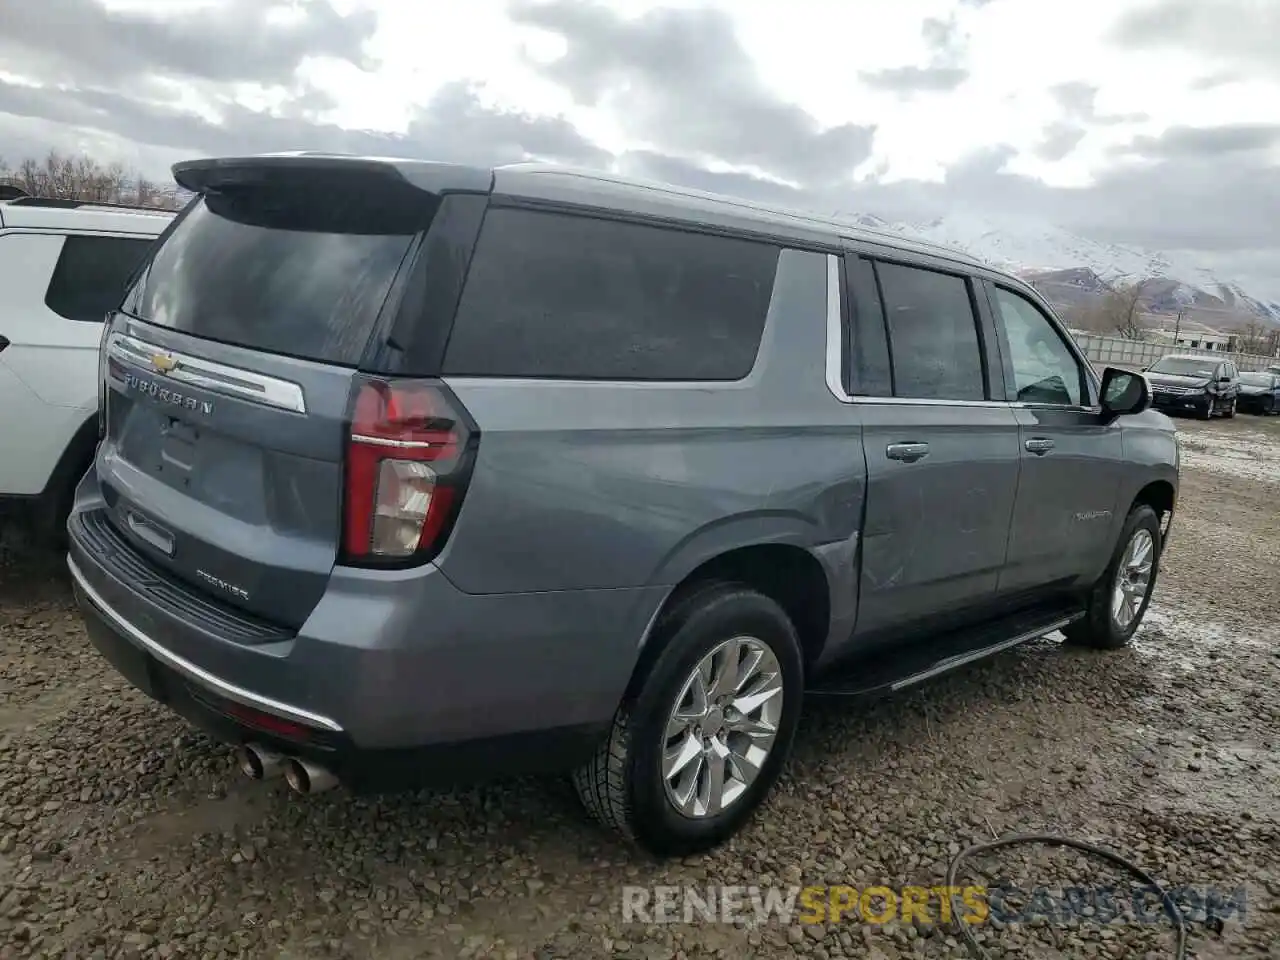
<box><xmin>1225</xmin><ymin>398</ymin><xmax>1236</xmax><ymax>419</ymax></box>
<box><xmin>1200</xmin><ymin>397</ymin><xmax>1215</xmax><ymax>419</ymax></box>
<box><xmin>1064</xmin><ymin>504</ymin><xmax>1161</xmax><ymax>650</ymax></box>
<box><xmin>572</xmin><ymin>582</ymin><xmax>804</xmax><ymax>856</ymax></box>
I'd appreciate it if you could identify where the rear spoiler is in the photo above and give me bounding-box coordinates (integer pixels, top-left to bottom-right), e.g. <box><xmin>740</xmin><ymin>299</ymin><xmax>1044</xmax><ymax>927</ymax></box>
<box><xmin>172</xmin><ymin>154</ymin><xmax>493</xmax><ymax>198</ymax></box>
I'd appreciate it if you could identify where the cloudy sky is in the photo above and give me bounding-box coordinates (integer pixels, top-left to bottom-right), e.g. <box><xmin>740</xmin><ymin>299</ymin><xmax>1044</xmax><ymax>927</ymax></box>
<box><xmin>1</xmin><ymin>0</ymin><xmax>1277</xmax><ymax>300</ymax></box>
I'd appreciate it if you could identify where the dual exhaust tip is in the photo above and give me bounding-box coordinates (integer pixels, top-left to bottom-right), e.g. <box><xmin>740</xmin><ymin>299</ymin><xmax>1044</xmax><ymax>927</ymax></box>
<box><xmin>236</xmin><ymin>743</ymin><xmax>337</xmax><ymax>795</ymax></box>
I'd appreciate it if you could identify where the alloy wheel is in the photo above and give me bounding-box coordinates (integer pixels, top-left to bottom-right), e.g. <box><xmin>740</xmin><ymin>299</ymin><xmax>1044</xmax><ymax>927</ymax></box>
<box><xmin>1112</xmin><ymin>528</ymin><xmax>1155</xmax><ymax>630</ymax></box>
<box><xmin>661</xmin><ymin>636</ymin><xmax>784</xmax><ymax>818</ymax></box>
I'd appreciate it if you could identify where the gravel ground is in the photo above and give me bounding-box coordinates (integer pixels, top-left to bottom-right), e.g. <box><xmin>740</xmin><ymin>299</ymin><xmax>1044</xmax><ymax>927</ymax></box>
<box><xmin>1</xmin><ymin>414</ymin><xmax>1279</xmax><ymax>960</ymax></box>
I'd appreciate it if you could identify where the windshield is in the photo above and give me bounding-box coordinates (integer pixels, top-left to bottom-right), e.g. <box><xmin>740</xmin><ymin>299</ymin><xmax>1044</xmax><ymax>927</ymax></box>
<box><xmin>1240</xmin><ymin>373</ymin><xmax>1274</xmax><ymax>387</ymax></box>
<box><xmin>1148</xmin><ymin>358</ymin><xmax>1216</xmax><ymax>378</ymax></box>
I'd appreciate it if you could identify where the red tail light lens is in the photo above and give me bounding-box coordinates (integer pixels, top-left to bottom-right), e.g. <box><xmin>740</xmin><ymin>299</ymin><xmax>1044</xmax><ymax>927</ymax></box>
<box><xmin>342</xmin><ymin>377</ymin><xmax>476</xmax><ymax>564</ymax></box>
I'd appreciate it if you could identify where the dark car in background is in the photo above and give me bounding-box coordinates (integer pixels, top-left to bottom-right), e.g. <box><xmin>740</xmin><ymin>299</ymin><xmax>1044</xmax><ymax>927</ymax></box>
<box><xmin>1238</xmin><ymin>371</ymin><xmax>1280</xmax><ymax>415</ymax></box>
<box><xmin>1144</xmin><ymin>354</ymin><xmax>1239</xmax><ymax>419</ymax></box>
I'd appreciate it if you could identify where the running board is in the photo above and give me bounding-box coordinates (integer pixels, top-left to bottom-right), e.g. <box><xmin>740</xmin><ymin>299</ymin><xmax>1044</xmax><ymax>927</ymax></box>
<box><xmin>806</xmin><ymin>604</ymin><xmax>1086</xmax><ymax>698</ymax></box>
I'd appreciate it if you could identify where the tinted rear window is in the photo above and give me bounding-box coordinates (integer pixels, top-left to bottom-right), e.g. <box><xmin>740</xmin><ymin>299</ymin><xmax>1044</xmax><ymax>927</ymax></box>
<box><xmin>123</xmin><ymin>188</ymin><xmax>432</xmax><ymax>366</ymax></box>
<box><xmin>874</xmin><ymin>261</ymin><xmax>986</xmax><ymax>402</ymax></box>
<box><xmin>46</xmin><ymin>235</ymin><xmax>154</xmax><ymax>323</ymax></box>
<box><xmin>442</xmin><ymin>209</ymin><xmax>779</xmax><ymax>380</ymax></box>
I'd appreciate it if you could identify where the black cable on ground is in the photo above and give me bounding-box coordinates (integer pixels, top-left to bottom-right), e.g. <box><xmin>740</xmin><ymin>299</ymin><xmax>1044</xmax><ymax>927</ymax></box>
<box><xmin>944</xmin><ymin>833</ymin><xmax>1188</xmax><ymax>960</ymax></box>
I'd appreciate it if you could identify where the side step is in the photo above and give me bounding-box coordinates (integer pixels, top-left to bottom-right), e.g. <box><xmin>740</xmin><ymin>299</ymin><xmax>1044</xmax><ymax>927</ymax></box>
<box><xmin>805</xmin><ymin>603</ymin><xmax>1085</xmax><ymax>698</ymax></box>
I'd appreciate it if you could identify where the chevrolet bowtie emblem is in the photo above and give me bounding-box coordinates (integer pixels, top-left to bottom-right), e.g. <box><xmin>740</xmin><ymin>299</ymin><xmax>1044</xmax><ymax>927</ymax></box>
<box><xmin>149</xmin><ymin>353</ymin><xmax>178</xmax><ymax>375</ymax></box>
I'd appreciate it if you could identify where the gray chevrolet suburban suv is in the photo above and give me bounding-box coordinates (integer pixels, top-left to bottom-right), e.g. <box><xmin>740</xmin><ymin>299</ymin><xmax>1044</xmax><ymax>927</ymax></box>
<box><xmin>67</xmin><ymin>154</ymin><xmax>1178</xmax><ymax>856</ymax></box>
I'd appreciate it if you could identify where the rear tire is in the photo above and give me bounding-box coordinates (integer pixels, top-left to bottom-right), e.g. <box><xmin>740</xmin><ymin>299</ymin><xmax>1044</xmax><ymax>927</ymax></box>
<box><xmin>1064</xmin><ymin>504</ymin><xmax>1161</xmax><ymax>650</ymax></box>
<box><xmin>35</xmin><ymin>461</ymin><xmax>88</xmax><ymax>550</ymax></box>
<box><xmin>572</xmin><ymin>582</ymin><xmax>804</xmax><ymax>856</ymax></box>
<box><xmin>1225</xmin><ymin>398</ymin><xmax>1236</xmax><ymax>419</ymax></box>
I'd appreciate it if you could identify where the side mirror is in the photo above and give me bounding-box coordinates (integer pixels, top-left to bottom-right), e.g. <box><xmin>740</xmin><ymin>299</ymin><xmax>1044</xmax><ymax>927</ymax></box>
<box><xmin>1099</xmin><ymin>367</ymin><xmax>1150</xmax><ymax>421</ymax></box>
<box><xmin>1218</xmin><ymin>376</ymin><xmax>1232</xmax><ymax>383</ymax></box>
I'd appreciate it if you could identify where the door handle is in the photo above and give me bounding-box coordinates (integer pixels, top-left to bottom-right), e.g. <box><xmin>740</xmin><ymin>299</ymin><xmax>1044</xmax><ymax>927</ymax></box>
<box><xmin>1025</xmin><ymin>437</ymin><xmax>1055</xmax><ymax>455</ymax></box>
<box><xmin>886</xmin><ymin>442</ymin><xmax>930</xmax><ymax>462</ymax></box>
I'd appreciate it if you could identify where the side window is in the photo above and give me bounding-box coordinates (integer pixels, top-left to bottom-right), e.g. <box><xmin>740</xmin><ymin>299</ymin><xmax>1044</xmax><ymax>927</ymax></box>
<box><xmin>44</xmin><ymin>235</ymin><xmax>155</xmax><ymax>323</ymax></box>
<box><xmin>989</xmin><ymin>285</ymin><xmax>1085</xmax><ymax>406</ymax></box>
<box><xmin>443</xmin><ymin>209</ymin><xmax>780</xmax><ymax>380</ymax></box>
<box><xmin>843</xmin><ymin>255</ymin><xmax>893</xmax><ymax>397</ymax></box>
<box><xmin>873</xmin><ymin>261</ymin><xmax>986</xmax><ymax>402</ymax></box>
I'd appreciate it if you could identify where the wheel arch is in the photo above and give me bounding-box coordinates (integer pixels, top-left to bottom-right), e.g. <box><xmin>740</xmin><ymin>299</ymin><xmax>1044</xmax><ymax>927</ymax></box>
<box><xmin>35</xmin><ymin>412</ymin><xmax>99</xmax><ymax>538</ymax></box>
<box><xmin>628</xmin><ymin>540</ymin><xmax>833</xmax><ymax>701</ymax></box>
<box><xmin>1131</xmin><ymin>478</ymin><xmax>1176</xmax><ymax>542</ymax></box>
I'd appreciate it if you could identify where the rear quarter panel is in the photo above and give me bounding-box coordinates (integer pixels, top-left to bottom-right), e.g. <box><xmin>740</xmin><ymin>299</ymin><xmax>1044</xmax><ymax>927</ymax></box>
<box><xmin>439</xmin><ymin>248</ymin><xmax>866</xmax><ymax>601</ymax></box>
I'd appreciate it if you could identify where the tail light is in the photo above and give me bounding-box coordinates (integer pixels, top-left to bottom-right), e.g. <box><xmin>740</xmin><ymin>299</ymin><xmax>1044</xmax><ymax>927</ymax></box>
<box><xmin>341</xmin><ymin>376</ymin><xmax>477</xmax><ymax>565</ymax></box>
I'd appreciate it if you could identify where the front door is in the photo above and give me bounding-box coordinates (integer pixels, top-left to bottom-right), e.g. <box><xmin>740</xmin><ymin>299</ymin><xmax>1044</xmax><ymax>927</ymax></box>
<box><xmin>985</xmin><ymin>282</ymin><xmax>1123</xmax><ymax>594</ymax></box>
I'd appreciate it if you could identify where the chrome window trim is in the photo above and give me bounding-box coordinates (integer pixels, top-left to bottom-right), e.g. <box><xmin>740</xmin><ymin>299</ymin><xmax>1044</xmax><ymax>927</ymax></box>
<box><xmin>108</xmin><ymin>333</ymin><xmax>308</xmax><ymax>414</ymax></box>
<box><xmin>68</xmin><ymin>556</ymin><xmax>343</xmax><ymax>733</ymax></box>
<box><xmin>823</xmin><ymin>253</ymin><xmax>1011</xmax><ymax>410</ymax></box>
<box><xmin>825</xmin><ymin>254</ymin><xmax>1105</xmax><ymax>414</ymax></box>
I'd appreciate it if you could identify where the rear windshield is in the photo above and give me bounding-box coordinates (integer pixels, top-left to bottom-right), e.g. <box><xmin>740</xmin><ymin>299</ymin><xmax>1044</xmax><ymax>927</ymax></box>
<box><xmin>122</xmin><ymin>187</ymin><xmax>432</xmax><ymax>366</ymax></box>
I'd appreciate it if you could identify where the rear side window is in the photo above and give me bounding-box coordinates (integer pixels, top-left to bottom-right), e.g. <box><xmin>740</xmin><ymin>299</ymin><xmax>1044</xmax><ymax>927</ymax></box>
<box><xmin>873</xmin><ymin>261</ymin><xmax>986</xmax><ymax>402</ymax></box>
<box><xmin>123</xmin><ymin>189</ymin><xmax>432</xmax><ymax>366</ymax></box>
<box><xmin>45</xmin><ymin>235</ymin><xmax>154</xmax><ymax>323</ymax></box>
<box><xmin>844</xmin><ymin>255</ymin><xmax>893</xmax><ymax>397</ymax></box>
<box><xmin>443</xmin><ymin>209</ymin><xmax>779</xmax><ymax>380</ymax></box>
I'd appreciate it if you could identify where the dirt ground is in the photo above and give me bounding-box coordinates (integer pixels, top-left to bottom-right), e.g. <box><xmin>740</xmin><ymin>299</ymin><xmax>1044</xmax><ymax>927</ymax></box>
<box><xmin>1</xmin><ymin>413</ymin><xmax>1278</xmax><ymax>960</ymax></box>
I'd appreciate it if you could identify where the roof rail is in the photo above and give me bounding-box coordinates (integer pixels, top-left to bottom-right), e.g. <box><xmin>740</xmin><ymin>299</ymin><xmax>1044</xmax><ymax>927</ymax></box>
<box><xmin>3</xmin><ymin>195</ymin><xmax>175</xmax><ymax>214</ymax></box>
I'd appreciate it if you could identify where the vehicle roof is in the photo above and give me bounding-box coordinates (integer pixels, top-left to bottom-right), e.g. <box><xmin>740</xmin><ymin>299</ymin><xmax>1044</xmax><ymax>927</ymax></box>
<box><xmin>0</xmin><ymin>199</ymin><xmax>174</xmax><ymax>235</ymax></box>
<box><xmin>1157</xmin><ymin>354</ymin><xmax>1227</xmax><ymax>362</ymax></box>
<box><xmin>173</xmin><ymin>152</ymin><xmax>990</xmax><ymax>272</ymax></box>
<box><xmin>491</xmin><ymin>162</ymin><xmax>987</xmax><ymax>269</ymax></box>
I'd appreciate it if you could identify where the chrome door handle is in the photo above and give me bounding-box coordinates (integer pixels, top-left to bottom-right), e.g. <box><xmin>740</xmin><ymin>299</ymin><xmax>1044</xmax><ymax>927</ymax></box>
<box><xmin>1025</xmin><ymin>437</ymin><xmax>1055</xmax><ymax>455</ymax></box>
<box><xmin>886</xmin><ymin>442</ymin><xmax>930</xmax><ymax>462</ymax></box>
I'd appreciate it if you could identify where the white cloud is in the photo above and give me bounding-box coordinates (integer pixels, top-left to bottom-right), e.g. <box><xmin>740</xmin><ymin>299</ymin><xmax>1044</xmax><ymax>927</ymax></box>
<box><xmin>1</xmin><ymin>0</ymin><xmax>1278</xmax><ymax>302</ymax></box>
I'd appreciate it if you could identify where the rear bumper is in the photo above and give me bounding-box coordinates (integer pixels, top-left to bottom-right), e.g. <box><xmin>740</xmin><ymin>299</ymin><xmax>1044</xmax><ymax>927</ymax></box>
<box><xmin>67</xmin><ymin>496</ymin><xmax>660</xmax><ymax>786</ymax></box>
<box><xmin>72</xmin><ymin>570</ymin><xmax>607</xmax><ymax>790</ymax></box>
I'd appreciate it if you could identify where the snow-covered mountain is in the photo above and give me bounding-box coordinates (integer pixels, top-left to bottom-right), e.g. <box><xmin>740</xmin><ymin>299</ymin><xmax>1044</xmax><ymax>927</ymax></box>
<box><xmin>842</xmin><ymin>210</ymin><xmax>1280</xmax><ymax>326</ymax></box>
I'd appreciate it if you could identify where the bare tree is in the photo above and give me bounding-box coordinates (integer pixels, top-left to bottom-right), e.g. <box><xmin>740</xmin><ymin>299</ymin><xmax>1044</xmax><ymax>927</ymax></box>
<box><xmin>0</xmin><ymin>149</ymin><xmax>182</xmax><ymax>210</ymax></box>
<box><xmin>1062</xmin><ymin>302</ymin><xmax>1113</xmax><ymax>334</ymax></box>
<box><xmin>1232</xmin><ymin>320</ymin><xmax>1274</xmax><ymax>356</ymax></box>
<box><xmin>1098</xmin><ymin>280</ymin><xmax>1149</xmax><ymax>339</ymax></box>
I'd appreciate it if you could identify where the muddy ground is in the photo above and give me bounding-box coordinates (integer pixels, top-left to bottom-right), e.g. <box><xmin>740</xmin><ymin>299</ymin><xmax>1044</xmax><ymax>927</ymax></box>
<box><xmin>1</xmin><ymin>413</ymin><xmax>1278</xmax><ymax>960</ymax></box>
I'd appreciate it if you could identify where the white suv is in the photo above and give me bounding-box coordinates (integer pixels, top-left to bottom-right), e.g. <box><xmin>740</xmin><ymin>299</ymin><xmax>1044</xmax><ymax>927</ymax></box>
<box><xmin>0</xmin><ymin>196</ymin><xmax>174</xmax><ymax>542</ymax></box>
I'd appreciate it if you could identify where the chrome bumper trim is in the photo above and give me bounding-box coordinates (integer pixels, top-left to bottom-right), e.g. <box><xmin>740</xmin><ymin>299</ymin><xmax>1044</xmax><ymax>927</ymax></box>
<box><xmin>67</xmin><ymin>555</ymin><xmax>343</xmax><ymax>733</ymax></box>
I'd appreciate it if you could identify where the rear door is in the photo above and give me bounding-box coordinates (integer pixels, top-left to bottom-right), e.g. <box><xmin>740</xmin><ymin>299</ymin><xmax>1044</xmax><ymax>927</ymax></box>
<box><xmin>985</xmin><ymin>281</ymin><xmax>1123</xmax><ymax>594</ymax></box>
<box><xmin>98</xmin><ymin>162</ymin><xmax>456</xmax><ymax>630</ymax></box>
<box><xmin>849</xmin><ymin>255</ymin><xmax>1021</xmax><ymax>641</ymax></box>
